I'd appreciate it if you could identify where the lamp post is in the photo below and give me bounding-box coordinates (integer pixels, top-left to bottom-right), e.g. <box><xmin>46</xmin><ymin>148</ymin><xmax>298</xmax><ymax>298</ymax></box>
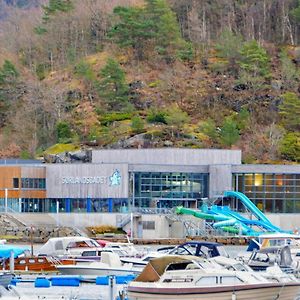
<box><xmin>56</xmin><ymin>200</ymin><xmax>59</xmax><ymax>227</ymax></box>
<box><xmin>4</xmin><ymin>188</ymin><xmax>8</xmax><ymax>213</ymax></box>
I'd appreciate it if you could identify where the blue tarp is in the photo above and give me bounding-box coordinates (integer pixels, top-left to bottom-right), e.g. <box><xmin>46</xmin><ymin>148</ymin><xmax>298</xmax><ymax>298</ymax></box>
<box><xmin>0</xmin><ymin>245</ymin><xmax>29</xmax><ymax>258</ymax></box>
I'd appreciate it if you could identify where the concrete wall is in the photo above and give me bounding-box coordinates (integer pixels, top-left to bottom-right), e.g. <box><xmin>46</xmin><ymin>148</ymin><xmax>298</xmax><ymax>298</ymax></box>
<box><xmin>10</xmin><ymin>212</ymin><xmax>300</xmax><ymax>238</ymax></box>
<box><xmin>46</xmin><ymin>164</ymin><xmax>129</xmax><ymax>198</ymax></box>
<box><xmin>232</xmin><ymin>164</ymin><xmax>300</xmax><ymax>174</ymax></box>
<box><xmin>209</xmin><ymin>165</ymin><xmax>233</xmax><ymax>197</ymax></box>
<box><xmin>93</xmin><ymin>149</ymin><xmax>242</xmax><ymax>165</ymax></box>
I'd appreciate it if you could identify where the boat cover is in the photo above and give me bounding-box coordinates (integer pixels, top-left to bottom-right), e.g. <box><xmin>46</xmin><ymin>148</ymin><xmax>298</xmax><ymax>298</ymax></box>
<box><xmin>0</xmin><ymin>245</ymin><xmax>29</xmax><ymax>258</ymax></box>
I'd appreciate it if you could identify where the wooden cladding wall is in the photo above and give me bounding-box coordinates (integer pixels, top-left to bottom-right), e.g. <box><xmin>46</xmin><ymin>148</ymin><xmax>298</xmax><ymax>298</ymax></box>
<box><xmin>0</xmin><ymin>166</ymin><xmax>46</xmax><ymax>199</ymax></box>
<box><xmin>21</xmin><ymin>166</ymin><xmax>46</xmax><ymax>178</ymax></box>
<box><xmin>0</xmin><ymin>190</ymin><xmax>20</xmax><ymax>198</ymax></box>
<box><xmin>0</xmin><ymin>166</ymin><xmax>21</xmax><ymax>189</ymax></box>
<box><xmin>21</xmin><ymin>190</ymin><xmax>46</xmax><ymax>198</ymax></box>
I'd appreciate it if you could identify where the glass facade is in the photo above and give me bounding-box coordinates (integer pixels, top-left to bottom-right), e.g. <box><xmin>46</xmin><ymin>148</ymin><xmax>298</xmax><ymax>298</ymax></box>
<box><xmin>21</xmin><ymin>178</ymin><xmax>46</xmax><ymax>189</ymax></box>
<box><xmin>0</xmin><ymin>198</ymin><xmax>129</xmax><ymax>213</ymax></box>
<box><xmin>132</xmin><ymin>172</ymin><xmax>209</xmax><ymax>209</ymax></box>
<box><xmin>233</xmin><ymin>173</ymin><xmax>300</xmax><ymax>213</ymax></box>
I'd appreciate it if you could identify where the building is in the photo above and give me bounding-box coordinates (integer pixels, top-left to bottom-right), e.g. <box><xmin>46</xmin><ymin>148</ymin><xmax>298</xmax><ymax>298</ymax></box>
<box><xmin>0</xmin><ymin>149</ymin><xmax>300</xmax><ymax>215</ymax></box>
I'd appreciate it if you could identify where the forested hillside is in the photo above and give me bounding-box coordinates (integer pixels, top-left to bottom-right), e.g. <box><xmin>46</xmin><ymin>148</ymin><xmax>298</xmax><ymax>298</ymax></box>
<box><xmin>0</xmin><ymin>0</ymin><xmax>299</xmax><ymax>163</ymax></box>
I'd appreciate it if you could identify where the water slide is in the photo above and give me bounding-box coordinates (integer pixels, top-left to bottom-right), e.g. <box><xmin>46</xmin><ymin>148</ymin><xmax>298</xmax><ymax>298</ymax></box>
<box><xmin>176</xmin><ymin>191</ymin><xmax>284</xmax><ymax>236</ymax></box>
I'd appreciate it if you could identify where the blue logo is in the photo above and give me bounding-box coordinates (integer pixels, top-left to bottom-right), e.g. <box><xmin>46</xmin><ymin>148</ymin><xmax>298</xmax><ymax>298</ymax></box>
<box><xmin>109</xmin><ymin>169</ymin><xmax>121</xmax><ymax>186</ymax></box>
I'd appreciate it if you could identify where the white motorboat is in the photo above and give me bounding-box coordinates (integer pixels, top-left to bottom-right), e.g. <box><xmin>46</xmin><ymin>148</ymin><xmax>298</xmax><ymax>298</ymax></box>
<box><xmin>37</xmin><ymin>236</ymin><xmax>103</xmax><ymax>257</ymax></box>
<box><xmin>56</xmin><ymin>252</ymin><xmax>140</xmax><ymax>277</ymax></box>
<box><xmin>121</xmin><ymin>241</ymin><xmax>229</xmax><ymax>268</ymax></box>
<box><xmin>127</xmin><ymin>255</ymin><xmax>300</xmax><ymax>300</ymax></box>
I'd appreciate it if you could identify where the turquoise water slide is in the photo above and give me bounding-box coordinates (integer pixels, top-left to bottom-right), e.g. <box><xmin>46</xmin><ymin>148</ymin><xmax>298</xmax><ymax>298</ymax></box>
<box><xmin>176</xmin><ymin>191</ymin><xmax>284</xmax><ymax>235</ymax></box>
<box><xmin>223</xmin><ymin>191</ymin><xmax>271</xmax><ymax>225</ymax></box>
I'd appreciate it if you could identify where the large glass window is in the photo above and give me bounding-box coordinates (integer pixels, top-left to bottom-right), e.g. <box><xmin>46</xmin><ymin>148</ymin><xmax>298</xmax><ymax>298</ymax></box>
<box><xmin>233</xmin><ymin>173</ymin><xmax>300</xmax><ymax>213</ymax></box>
<box><xmin>21</xmin><ymin>178</ymin><xmax>46</xmax><ymax>189</ymax></box>
<box><xmin>132</xmin><ymin>172</ymin><xmax>208</xmax><ymax>209</ymax></box>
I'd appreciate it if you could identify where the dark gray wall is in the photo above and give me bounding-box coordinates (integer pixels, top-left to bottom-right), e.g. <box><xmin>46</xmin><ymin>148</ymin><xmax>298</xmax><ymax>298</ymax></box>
<box><xmin>46</xmin><ymin>164</ymin><xmax>128</xmax><ymax>198</ymax></box>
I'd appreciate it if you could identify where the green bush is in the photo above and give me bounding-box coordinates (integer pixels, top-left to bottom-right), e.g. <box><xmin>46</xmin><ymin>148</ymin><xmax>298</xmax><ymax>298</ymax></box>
<box><xmin>36</xmin><ymin>63</ymin><xmax>49</xmax><ymax>80</ymax></box>
<box><xmin>74</xmin><ymin>61</ymin><xmax>95</xmax><ymax>81</ymax></box>
<box><xmin>131</xmin><ymin>116</ymin><xmax>144</xmax><ymax>134</ymax></box>
<box><xmin>219</xmin><ymin>117</ymin><xmax>240</xmax><ymax>147</ymax></box>
<box><xmin>146</xmin><ymin>109</ymin><xmax>167</xmax><ymax>124</ymax></box>
<box><xmin>100</xmin><ymin>112</ymin><xmax>133</xmax><ymax>126</ymax></box>
<box><xmin>176</xmin><ymin>42</ymin><xmax>194</xmax><ymax>62</ymax></box>
<box><xmin>279</xmin><ymin>132</ymin><xmax>300</xmax><ymax>162</ymax></box>
<box><xmin>56</xmin><ymin>121</ymin><xmax>72</xmax><ymax>143</ymax></box>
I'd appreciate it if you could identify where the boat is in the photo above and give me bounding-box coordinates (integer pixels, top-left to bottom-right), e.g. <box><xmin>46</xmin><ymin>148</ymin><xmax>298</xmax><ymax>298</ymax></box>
<box><xmin>0</xmin><ymin>272</ymin><xmax>14</xmax><ymax>289</ymax></box>
<box><xmin>37</xmin><ymin>236</ymin><xmax>103</xmax><ymax>257</ymax></box>
<box><xmin>99</xmin><ymin>240</ymin><xmax>140</xmax><ymax>257</ymax></box>
<box><xmin>0</xmin><ymin>244</ymin><xmax>75</xmax><ymax>273</ymax></box>
<box><xmin>127</xmin><ymin>255</ymin><xmax>300</xmax><ymax>300</ymax></box>
<box><xmin>55</xmin><ymin>251</ymin><xmax>140</xmax><ymax>277</ymax></box>
<box><xmin>240</xmin><ymin>245</ymin><xmax>300</xmax><ymax>274</ymax></box>
<box><xmin>121</xmin><ymin>241</ymin><xmax>229</xmax><ymax>268</ymax></box>
<box><xmin>247</xmin><ymin>233</ymin><xmax>300</xmax><ymax>253</ymax></box>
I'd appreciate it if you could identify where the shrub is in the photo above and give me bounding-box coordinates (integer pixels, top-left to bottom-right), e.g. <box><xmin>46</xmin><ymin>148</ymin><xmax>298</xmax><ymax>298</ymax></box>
<box><xmin>100</xmin><ymin>112</ymin><xmax>133</xmax><ymax>126</ymax></box>
<box><xmin>87</xmin><ymin>225</ymin><xmax>123</xmax><ymax>234</ymax></box>
<box><xmin>131</xmin><ymin>116</ymin><xmax>144</xmax><ymax>134</ymax></box>
<box><xmin>146</xmin><ymin>108</ymin><xmax>167</xmax><ymax>124</ymax></box>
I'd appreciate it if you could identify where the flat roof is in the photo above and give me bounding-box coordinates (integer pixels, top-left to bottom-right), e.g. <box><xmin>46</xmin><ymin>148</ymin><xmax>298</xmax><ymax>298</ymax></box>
<box><xmin>0</xmin><ymin>159</ymin><xmax>43</xmax><ymax>165</ymax></box>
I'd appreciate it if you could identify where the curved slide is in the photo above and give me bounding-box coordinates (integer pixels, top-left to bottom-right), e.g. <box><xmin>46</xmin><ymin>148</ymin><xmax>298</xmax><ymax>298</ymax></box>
<box><xmin>223</xmin><ymin>191</ymin><xmax>271</xmax><ymax>224</ymax></box>
<box><xmin>176</xmin><ymin>191</ymin><xmax>284</xmax><ymax>236</ymax></box>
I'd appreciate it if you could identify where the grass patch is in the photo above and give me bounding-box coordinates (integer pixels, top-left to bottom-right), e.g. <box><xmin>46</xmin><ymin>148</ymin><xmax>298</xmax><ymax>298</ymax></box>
<box><xmin>44</xmin><ymin>143</ymin><xmax>80</xmax><ymax>155</ymax></box>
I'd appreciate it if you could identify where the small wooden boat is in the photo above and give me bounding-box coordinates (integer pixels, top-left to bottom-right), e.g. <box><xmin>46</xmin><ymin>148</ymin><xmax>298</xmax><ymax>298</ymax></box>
<box><xmin>5</xmin><ymin>256</ymin><xmax>75</xmax><ymax>272</ymax></box>
<box><xmin>0</xmin><ymin>244</ymin><xmax>75</xmax><ymax>273</ymax></box>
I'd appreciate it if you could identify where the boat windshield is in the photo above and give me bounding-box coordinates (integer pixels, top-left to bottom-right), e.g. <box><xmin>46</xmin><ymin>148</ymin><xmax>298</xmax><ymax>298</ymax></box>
<box><xmin>67</xmin><ymin>239</ymin><xmax>99</xmax><ymax>249</ymax></box>
<box><xmin>216</xmin><ymin>246</ymin><xmax>229</xmax><ymax>258</ymax></box>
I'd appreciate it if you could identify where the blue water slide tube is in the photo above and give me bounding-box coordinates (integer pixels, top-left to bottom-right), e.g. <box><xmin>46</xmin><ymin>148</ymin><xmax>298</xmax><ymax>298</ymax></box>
<box><xmin>224</xmin><ymin>191</ymin><xmax>272</xmax><ymax>225</ymax></box>
<box><xmin>211</xmin><ymin>202</ymin><xmax>282</xmax><ymax>233</ymax></box>
<box><xmin>212</xmin><ymin>218</ymin><xmax>237</xmax><ymax>228</ymax></box>
<box><xmin>213</xmin><ymin>217</ymin><xmax>257</xmax><ymax>235</ymax></box>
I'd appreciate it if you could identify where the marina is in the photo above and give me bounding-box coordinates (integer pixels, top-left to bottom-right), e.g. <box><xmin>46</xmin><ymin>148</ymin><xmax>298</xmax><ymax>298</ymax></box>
<box><xmin>1</xmin><ymin>240</ymin><xmax>300</xmax><ymax>299</ymax></box>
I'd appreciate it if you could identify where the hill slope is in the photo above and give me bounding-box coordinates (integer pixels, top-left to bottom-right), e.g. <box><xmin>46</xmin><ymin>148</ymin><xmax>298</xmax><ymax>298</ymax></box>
<box><xmin>0</xmin><ymin>0</ymin><xmax>299</xmax><ymax>163</ymax></box>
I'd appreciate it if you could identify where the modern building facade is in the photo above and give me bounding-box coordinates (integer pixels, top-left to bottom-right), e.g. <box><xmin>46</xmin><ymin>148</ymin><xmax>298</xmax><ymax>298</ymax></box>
<box><xmin>0</xmin><ymin>149</ymin><xmax>300</xmax><ymax>214</ymax></box>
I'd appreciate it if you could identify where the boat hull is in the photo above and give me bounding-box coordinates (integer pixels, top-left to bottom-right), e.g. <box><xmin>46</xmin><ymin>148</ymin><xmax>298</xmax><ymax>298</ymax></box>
<box><xmin>5</xmin><ymin>257</ymin><xmax>75</xmax><ymax>272</ymax></box>
<box><xmin>56</xmin><ymin>265</ymin><xmax>139</xmax><ymax>277</ymax></box>
<box><xmin>128</xmin><ymin>283</ymin><xmax>300</xmax><ymax>300</ymax></box>
<box><xmin>0</xmin><ymin>273</ymin><xmax>13</xmax><ymax>288</ymax></box>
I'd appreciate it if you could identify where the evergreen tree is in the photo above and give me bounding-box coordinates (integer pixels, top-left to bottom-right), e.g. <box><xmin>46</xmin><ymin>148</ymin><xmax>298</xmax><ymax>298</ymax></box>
<box><xmin>233</xmin><ymin>108</ymin><xmax>250</xmax><ymax>132</ymax></box>
<box><xmin>280</xmin><ymin>132</ymin><xmax>300</xmax><ymax>162</ymax></box>
<box><xmin>42</xmin><ymin>0</ymin><xmax>73</xmax><ymax>23</ymax></box>
<box><xmin>145</xmin><ymin>0</ymin><xmax>181</xmax><ymax>48</ymax></box>
<box><xmin>219</xmin><ymin>118</ymin><xmax>240</xmax><ymax>147</ymax></box>
<box><xmin>109</xmin><ymin>6</ymin><xmax>155</xmax><ymax>60</ymax></box>
<box><xmin>239</xmin><ymin>40</ymin><xmax>270</xmax><ymax>77</ymax></box>
<box><xmin>110</xmin><ymin>0</ymin><xmax>186</xmax><ymax>60</ymax></box>
<box><xmin>98</xmin><ymin>58</ymin><xmax>130</xmax><ymax>111</ymax></box>
<box><xmin>279</xmin><ymin>92</ymin><xmax>300</xmax><ymax>131</ymax></box>
<box><xmin>216</xmin><ymin>28</ymin><xmax>243</xmax><ymax>62</ymax></box>
<box><xmin>0</xmin><ymin>60</ymin><xmax>19</xmax><ymax>125</ymax></box>
<box><xmin>291</xmin><ymin>0</ymin><xmax>300</xmax><ymax>22</ymax></box>
<box><xmin>0</xmin><ymin>60</ymin><xmax>19</xmax><ymax>84</ymax></box>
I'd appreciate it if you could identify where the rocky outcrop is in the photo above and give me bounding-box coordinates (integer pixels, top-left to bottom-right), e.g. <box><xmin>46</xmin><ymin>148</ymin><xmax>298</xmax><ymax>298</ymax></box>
<box><xmin>0</xmin><ymin>214</ymin><xmax>79</xmax><ymax>243</ymax></box>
